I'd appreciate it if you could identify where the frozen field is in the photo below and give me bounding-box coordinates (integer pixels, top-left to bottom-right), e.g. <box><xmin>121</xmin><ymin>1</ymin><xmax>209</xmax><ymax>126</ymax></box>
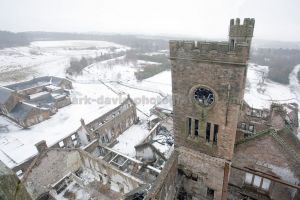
<box><xmin>0</xmin><ymin>40</ymin><xmax>166</xmax><ymax>167</ymax></box>
<box><xmin>0</xmin><ymin>40</ymin><xmax>129</xmax><ymax>85</ymax></box>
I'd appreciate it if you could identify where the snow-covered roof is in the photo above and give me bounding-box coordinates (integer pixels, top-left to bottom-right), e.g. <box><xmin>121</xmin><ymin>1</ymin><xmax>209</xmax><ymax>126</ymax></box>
<box><xmin>5</xmin><ymin>76</ymin><xmax>67</xmax><ymax>91</ymax></box>
<box><xmin>9</xmin><ymin>102</ymin><xmax>48</xmax><ymax>121</ymax></box>
<box><xmin>45</xmin><ymin>85</ymin><xmax>61</xmax><ymax>91</ymax></box>
<box><xmin>154</xmin><ymin>95</ymin><xmax>173</xmax><ymax>111</ymax></box>
<box><xmin>51</xmin><ymin>93</ymin><xmax>66</xmax><ymax>100</ymax></box>
<box><xmin>29</xmin><ymin>91</ymin><xmax>50</xmax><ymax>100</ymax></box>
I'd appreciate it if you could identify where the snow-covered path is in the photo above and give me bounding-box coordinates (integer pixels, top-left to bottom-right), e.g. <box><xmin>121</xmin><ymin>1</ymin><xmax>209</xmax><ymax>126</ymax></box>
<box><xmin>288</xmin><ymin>64</ymin><xmax>300</xmax><ymax>135</ymax></box>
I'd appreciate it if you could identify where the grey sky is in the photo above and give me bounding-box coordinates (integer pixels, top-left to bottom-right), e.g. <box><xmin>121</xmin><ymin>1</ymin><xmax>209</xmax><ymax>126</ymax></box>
<box><xmin>0</xmin><ymin>0</ymin><xmax>299</xmax><ymax>41</ymax></box>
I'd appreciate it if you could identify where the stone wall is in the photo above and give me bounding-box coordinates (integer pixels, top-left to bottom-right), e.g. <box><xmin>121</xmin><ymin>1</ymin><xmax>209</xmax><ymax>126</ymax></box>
<box><xmin>55</xmin><ymin>96</ymin><xmax>71</xmax><ymax>109</ymax></box>
<box><xmin>12</xmin><ymin>97</ymin><xmax>137</xmax><ymax>175</ymax></box>
<box><xmin>229</xmin><ymin>18</ymin><xmax>255</xmax><ymax>46</ymax></box>
<box><xmin>17</xmin><ymin>85</ymin><xmax>45</xmax><ymax>96</ymax></box>
<box><xmin>169</xmin><ymin>40</ymin><xmax>250</xmax><ymax>65</ymax></box>
<box><xmin>168</xmin><ymin>18</ymin><xmax>253</xmax><ymax>200</ymax></box>
<box><xmin>170</xmin><ymin>56</ymin><xmax>247</xmax><ymax>160</ymax></box>
<box><xmin>22</xmin><ymin>107</ymin><xmax>51</xmax><ymax>128</ymax></box>
<box><xmin>83</xmin><ymin>97</ymin><xmax>137</xmax><ymax>144</ymax></box>
<box><xmin>22</xmin><ymin>149</ymin><xmax>143</xmax><ymax>199</ymax></box>
<box><xmin>177</xmin><ymin>147</ymin><xmax>228</xmax><ymax>200</ymax></box>
<box><xmin>236</xmin><ymin>102</ymin><xmax>270</xmax><ymax>140</ymax></box>
<box><xmin>145</xmin><ymin>150</ymin><xmax>179</xmax><ymax>200</ymax></box>
<box><xmin>0</xmin><ymin>92</ymin><xmax>19</xmax><ymax>114</ymax></box>
<box><xmin>79</xmin><ymin>150</ymin><xmax>143</xmax><ymax>194</ymax></box>
<box><xmin>230</xmin><ymin>134</ymin><xmax>300</xmax><ymax>200</ymax></box>
<box><xmin>0</xmin><ymin>161</ymin><xmax>32</xmax><ymax>200</ymax></box>
<box><xmin>22</xmin><ymin>149</ymin><xmax>82</xmax><ymax>199</ymax></box>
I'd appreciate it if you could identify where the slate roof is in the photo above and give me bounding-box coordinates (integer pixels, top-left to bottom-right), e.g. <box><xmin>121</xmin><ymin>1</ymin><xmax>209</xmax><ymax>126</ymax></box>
<box><xmin>9</xmin><ymin>102</ymin><xmax>48</xmax><ymax>121</ymax></box>
<box><xmin>5</xmin><ymin>76</ymin><xmax>67</xmax><ymax>91</ymax></box>
<box><xmin>0</xmin><ymin>86</ymin><xmax>14</xmax><ymax>104</ymax></box>
<box><xmin>277</xmin><ymin>128</ymin><xmax>300</xmax><ymax>155</ymax></box>
<box><xmin>235</xmin><ymin>128</ymin><xmax>300</xmax><ymax>164</ymax></box>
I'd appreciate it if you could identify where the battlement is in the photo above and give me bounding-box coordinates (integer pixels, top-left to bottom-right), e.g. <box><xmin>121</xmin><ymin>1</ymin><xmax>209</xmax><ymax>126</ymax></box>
<box><xmin>169</xmin><ymin>18</ymin><xmax>254</xmax><ymax>65</ymax></box>
<box><xmin>230</xmin><ymin>18</ymin><xmax>255</xmax><ymax>26</ymax></box>
<box><xmin>169</xmin><ymin>40</ymin><xmax>250</xmax><ymax>65</ymax></box>
<box><xmin>229</xmin><ymin>18</ymin><xmax>255</xmax><ymax>38</ymax></box>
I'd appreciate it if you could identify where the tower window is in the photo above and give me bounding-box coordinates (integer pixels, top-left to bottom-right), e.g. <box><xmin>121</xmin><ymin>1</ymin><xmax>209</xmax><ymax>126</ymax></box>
<box><xmin>206</xmin><ymin>123</ymin><xmax>211</xmax><ymax>142</ymax></box>
<box><xmin>187</xmin><ymin>118</ymin><xmax>192</xmax><ymax>135</ymax></box>
<box><xmin>213</xmin><ymin>124</ymin><xmax>218</xmax><ymax>145</ymax></box>
<box><xmin>195</xmin><ymin>119</ymin><xmax>199</xmax><ymax>136</ymax></box>
<box><xmin>249</xmin><ymin>125</ymin><xmax>254</xmax><ymax>132</ymax></box>
<box><xmin>230</xmin><ymin>39</ymin><xmax>235</xmax><ymax>50</ymax></box>
<box><xmin>240</xmin><ymin>122</ymin><xmax>246</xmax><ymax>130</ymax></box>
<box><xmin>207</xmin><ymin>187</ymin><xmax>214</xmax><ymax>199</ymax></box>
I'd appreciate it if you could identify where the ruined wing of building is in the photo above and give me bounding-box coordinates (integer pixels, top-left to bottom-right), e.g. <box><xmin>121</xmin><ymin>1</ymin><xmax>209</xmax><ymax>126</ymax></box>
<box><xmin>4</xmin><ymin>18</ymin><xmax>300</xmax><ymax>200</ymax></box>
<box><xmin>145</xmin><ymin>18</ymin><xmax>300</xmax><ymax>200</ymax></box>
<box><xmin>0</xmin><ymin>76</ymin><xmax>72</xmax><ymax>128</ymax></box>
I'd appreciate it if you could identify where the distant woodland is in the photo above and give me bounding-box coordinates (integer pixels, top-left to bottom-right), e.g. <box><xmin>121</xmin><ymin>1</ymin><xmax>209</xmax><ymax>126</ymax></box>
<box><xmin>0</xmin><ymin>31</ymin><xmax>30</xmax><ymax>48</ymax></box>
<box><xmin>0</xmin><ymin>31</ymin><xmax>168</xmax><ymax>51</ymax></box>
<box><xmin>1</xmin><ymin>30</ymin><xmax>300</xmax><ymax>83</ymax></box>
<box><xmin>250</xmin><ymin>48</ymin><xmax>300</xmax><ymax>84</ymax></box>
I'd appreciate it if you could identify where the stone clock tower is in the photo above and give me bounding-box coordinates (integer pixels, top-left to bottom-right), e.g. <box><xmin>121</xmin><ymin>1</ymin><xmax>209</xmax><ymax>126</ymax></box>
<box><xmin>169</xmin><ymin>18</ymin><xmax>255</xmax><ymax>199</ymax></box>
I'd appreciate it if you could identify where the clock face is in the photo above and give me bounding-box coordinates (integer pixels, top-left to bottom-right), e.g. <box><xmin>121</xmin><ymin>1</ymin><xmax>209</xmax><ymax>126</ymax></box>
<box><xmin>194</xmin><ymin>87</ymin><xmax>215</xmax><ymax>106</ymax></box>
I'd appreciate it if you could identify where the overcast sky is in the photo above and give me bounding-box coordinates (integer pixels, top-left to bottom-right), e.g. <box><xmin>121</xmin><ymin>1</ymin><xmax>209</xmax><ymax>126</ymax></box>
<box><xmin>0</xmin><ymin>0</ymin><xmax>299</xmax><ymax>41</ymax></box>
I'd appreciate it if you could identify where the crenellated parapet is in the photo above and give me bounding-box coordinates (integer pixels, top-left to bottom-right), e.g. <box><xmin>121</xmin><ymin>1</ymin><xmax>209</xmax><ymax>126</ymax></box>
<box><xmin>169</xmin><ymin>40</ymin><xmax>250</xmax><ymax>65</ymax></box>
<box><xmin>229</xmin><ymin>18</ymin><xmax>255</xmax><ymax>38</ymax></box>
<box><xmin>170</xmin><ymin>18</ymin><xmax>255</xmax><ymax>65</ymax></box>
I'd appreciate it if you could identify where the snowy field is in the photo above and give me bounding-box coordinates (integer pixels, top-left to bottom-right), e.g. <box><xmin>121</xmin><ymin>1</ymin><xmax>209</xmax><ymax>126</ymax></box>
<box><xmin>0</xmin><ymin>40</ymin><xmax>128</xmax><ymax>85</ymax></box>
<box><xmin>0</xmin><ymin>40</ymin><xmax>167</xmax><ymax>167</ymax></box>
<box><xmin>244</xmin><ymin>63</ymin><xmax>298</xmax><ymax>109</ymax></box>
<box><xmin>1</xmin><ymin>40</ymin><xmax>300</xmax><ymax>168</ymax></box>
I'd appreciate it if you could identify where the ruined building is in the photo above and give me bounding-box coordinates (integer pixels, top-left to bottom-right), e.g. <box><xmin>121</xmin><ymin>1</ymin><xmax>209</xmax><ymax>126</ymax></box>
<box><xmin>0</xmin><ymin>76</ymin><xmax>72</xmax><ymax>128</ymax></box>
<box><xmin>145</xmin><ymin>17</ymin><xmax>256</xmax><ymax>200</ymax></box>
<box><xmin>5</xmin><ymin>18</ymin><xmax>300</xmax><ymax>200</ymax></box>
<box><xmin>145</xmin><ymin>18</ymin><xmax>300</xmax><ymax>200</ymax></box>
<box><xmin>0</xmin><ymin>160</ymin><xmax>32</xmax><ymax>200</ymax></box>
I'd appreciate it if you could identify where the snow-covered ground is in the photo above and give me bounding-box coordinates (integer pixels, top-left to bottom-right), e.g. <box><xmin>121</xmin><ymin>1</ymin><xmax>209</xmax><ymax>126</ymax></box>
<box><xmin>244</xmin><ymin>64</ymin><xmax>297</xmax><ymax>109</ymax></box>
<box><xmin>1</xmin><ymin>40</ymin><xmax>300</xmax><ymax>168</ymax></box>
<box><xmin>0</xmin><ymin>40</ymin><xmax>169</xmax><ymax>167</ymax></box>
<box><xmin>0</xmin><ymin>40</ymin><xmax>128</xmax><ymax>85</ymax></box>
<box><xmin>0</xmin><ymin>83</ymin><xmax>119</xmax><ymax>167</ymax></box>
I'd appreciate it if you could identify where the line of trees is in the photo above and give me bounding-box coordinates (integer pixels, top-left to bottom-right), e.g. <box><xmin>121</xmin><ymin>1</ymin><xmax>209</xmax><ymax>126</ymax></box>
<box><xmin>66</xmin><ymin>51</ymin><xmax>125</xmax><ymax>75</ymax></box>
<box><xmin>0</xmin><ymin>31</ymin><xmax>30</xmax><ymax>49</ymax></box>
<box><xmin>251</xmin><ymin>48</ymin><xmax>300</xmax><ymax>84</ymax></box>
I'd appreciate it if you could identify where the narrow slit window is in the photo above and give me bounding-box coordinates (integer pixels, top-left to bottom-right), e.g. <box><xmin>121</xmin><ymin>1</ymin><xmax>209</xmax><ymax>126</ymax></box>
<box><xmin>206</xmin><ymin>123</ymin><xmax>211</xmax><ymax>142</ymax></box>
<box><xmin>261</xmin><ymin>178</ymin><xmax>271</xmax><ymax>191</ymax></box>
<box><xmin>253</xmin><ymin>175</ymin><xmax>262</xmax><ymax>187</ymax></box>
<box><xmin>230</xmin><ymin>39</ymin><xmax>235</xmax><ymax>50</ymax></box>
<box><xmin>195</xmin><ymin>119</ymin><xmax>199</xmax><ymax>136</ymax></box>
<box><xmin>241</xmin><ymin>123</ymin><xmax>246</xmax><ymax>130</ymax></box>
<box><xmin>213</xmin><ymin>124</ymin><xmax>218</xmax><ymax>145</ymax></box>
<box><xmin>188</xmin><ymin>118</ymin><xmax>192</xmax><ymax>135</ymax></box>
<box><xmin>245</xmin><ymin>173</ymin><xmax>253</xmax><ymax>184</ymax></box>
